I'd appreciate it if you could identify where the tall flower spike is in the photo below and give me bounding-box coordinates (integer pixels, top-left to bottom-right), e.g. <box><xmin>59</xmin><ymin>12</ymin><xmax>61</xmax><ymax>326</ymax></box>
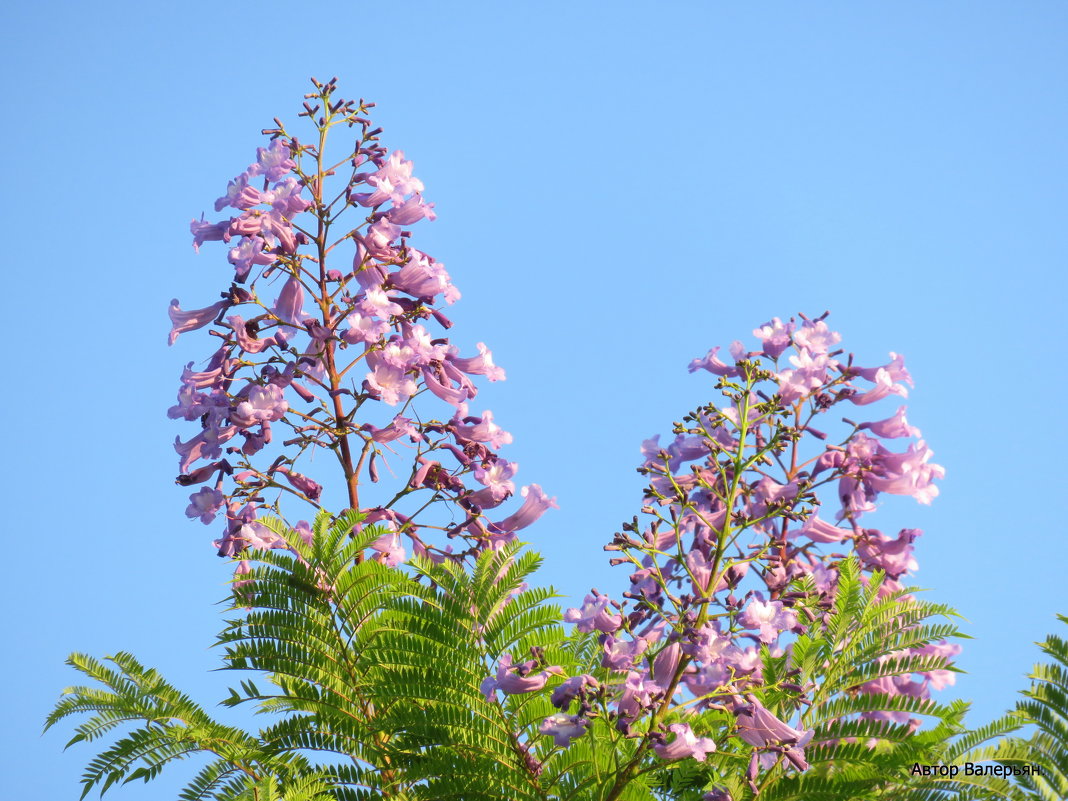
<box><xmin>555</xmin><ymin>313</ymin><xmax>950</xmax><ymax>777</ymax></box>
<box><xmin>171</xmin><ymin>81</ymin><xmax>550</xmax><ymax>573</ymax></box>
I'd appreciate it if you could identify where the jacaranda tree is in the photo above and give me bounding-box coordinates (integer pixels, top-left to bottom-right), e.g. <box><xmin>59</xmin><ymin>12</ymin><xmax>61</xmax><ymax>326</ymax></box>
<box><xmin>46</xmin><ymin>78</ymin><xmax>1064</xmax><ymax>801</ymax></box>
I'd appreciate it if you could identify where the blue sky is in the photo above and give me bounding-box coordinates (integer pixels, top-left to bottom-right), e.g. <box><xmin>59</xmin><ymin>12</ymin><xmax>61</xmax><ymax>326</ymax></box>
<box><xmin>3</xmin><ymin>2</ymin><xmax>1066</xmax><ymax>797</ymax></box>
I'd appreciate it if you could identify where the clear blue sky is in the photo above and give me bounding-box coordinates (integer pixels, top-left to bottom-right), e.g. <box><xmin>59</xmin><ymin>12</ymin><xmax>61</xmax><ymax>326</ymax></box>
<box><xmin>3</xmin><ymin>2</ymin><xmax>1066</xmax><ymax>797</ymax></box>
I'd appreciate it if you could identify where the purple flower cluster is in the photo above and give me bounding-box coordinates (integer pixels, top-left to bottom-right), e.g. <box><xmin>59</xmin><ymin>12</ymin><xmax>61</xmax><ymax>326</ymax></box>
<box><xmin>169</xmin><ymin>79</ymin><xmax>553</xmax><ymax>577</ymax></box>
<box><xmin>489</xmin><ymin>314</ymin><xmax>953</xmax><ymax>769</ymax></box>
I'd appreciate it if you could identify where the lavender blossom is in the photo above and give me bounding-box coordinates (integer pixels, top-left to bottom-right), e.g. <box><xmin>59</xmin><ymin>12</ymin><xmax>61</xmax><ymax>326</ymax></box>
<box><xmin>538</xmin><ymin>714</ymin><xmax>589</xmax><ymax>747</ymax></box>
<box><xmin>653</xmin><ymin>723</ymin><xmax>716</xmax><ymax>761</ymax></box>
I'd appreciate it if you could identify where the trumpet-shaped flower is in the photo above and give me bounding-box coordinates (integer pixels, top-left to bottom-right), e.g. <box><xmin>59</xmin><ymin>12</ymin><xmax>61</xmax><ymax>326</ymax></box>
<box><xmin>654</xmin><ymin>723</ymin><xmax>716</xmax><ymax>762</ymax></box>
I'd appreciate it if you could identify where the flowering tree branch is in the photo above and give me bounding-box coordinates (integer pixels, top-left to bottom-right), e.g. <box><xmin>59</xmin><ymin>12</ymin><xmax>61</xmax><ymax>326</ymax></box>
<box><xmin>171</xmin><ymin>77</ymin><xmax>555</xmax><ymax>579</ymax></box>
<box><xmin>47</xmin><ymin>80</ymin><xmax>1052</xmax><ymax>801</ymax></box>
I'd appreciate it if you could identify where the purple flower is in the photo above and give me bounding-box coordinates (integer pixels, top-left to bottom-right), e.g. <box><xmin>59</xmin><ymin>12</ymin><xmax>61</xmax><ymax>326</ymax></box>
<box><xmin>351</xmin><ymin>184</ymin><xmax>392</xmax><ymax>208</ymax></box>
<box><xmin>723</xmin><ymin>647</ymin><xmax>762</xmax><ymax>678</ymax></box>
<box><xmin>266</xmin><ymin>177</ymin><xmax>310</xmax><ymax>216</ymax></box>
<box><xmin>365</xmin><ymin>357</ymin><xmax>418</xmax><ymax>406</ymax></box>
<box><xmin>176</xmin><ymin>460</ymin><xmax>226</xmax><ymax>486</ymax></box>
<box><xmin>215</xmin><ymin>172</ymin><xmax>257</xmax><ymax>211</ymax></box>
<box><xmin>853</xmin><ymin>352</ymin><xmax>913</xmax><ymax>387</ymax></box>
<box><xmin>859</xmin><ymin>673</ymin><xmax>927</xmax><ymax>703</ymax></box>
<box><xmin>260</xmin><ymin>209</ymin><xmax>299</xmax><ymax>252</ymax></box>
<box><xmin>370</xmin><ymin>151</ymin><xmax>424</xmax><ymax>198</ymax></box>
<box><xmin>238</xmin><ymin>521</ymin><xmax>286</xmax><ymax>551</ymax></box>
<box><xmin>790</xmin><ymin>512</ymin><xmax>852</xmax><ymax>543</ymax></box>
<box><xmin>227</xmin><ymin>236</ymin><xmax>276</xmax><ymax>281</ymax></box>
<box><xmin>855</xmin><ymin>528</ymin><xmax>920</xmax><ymax>578</ymax></box>
<box><xmin>867</xmin><ymin>440</ymin><xmax>944</xmax><ymax>504</ymax></box>
<box><xmin>352</xmin><ymin>152</ymin><xmax>426</xmax><ymax>208</ymax></box>
<box><xmin>378</xmin><ymin>339</ymin><xmax>417</xmax><ymax>368</ymax></box>
<box><xmin>190</xmin><ymin>214</ymin><xmax>229</xmax><ymax>251</ymax></box>
<box><xmin>390</xmin><ymin>250</ymin><xmax>458</xmax><ymax>302</ymax></box>
<box><xmin>275</xmin><ymin>466</ymin><xmax>323</xmax><ymax>502</ymax></box>
<box><xmin>749</xmin><ymin>477</ymin><xmax>800</xmax><ymax>517</ymax></box>
<box><xmin>564</xmin><ymin>591</ymin><xmax>623</xmax><ymax>634</ymax></box>
<box><xmin>601</xmin><ymin>635</ymin><xmax>648</xmax><ymax>671</ymax></box>
<box><xmin>271</xmin><ymin>276</ymin><xmax>309</xmax><ymax>341</ymax></box>
<box><xmin>363</xmin><ymin>218</ymin><xmax>402</xmax><ymax>258</ymax></box>
<box><xmin>342</xmin><ymin>312</ymin><xmax>389</xmax><ymax>344</ymax></box>
<box><xmin>487</xmin><ymin>485</ymin><xmax>558</xmax><ymax>542</ymax></box>
<box><xmin>451</xmin><ymin>408</ymin><xmax>513</xmax><ymax>449</ymax></box>
<box><xmin>733</xmin><ymin>695</ymin><xmax>813</xmax><ymax>768</ymax></box>
<box><xmin>753</xmin><ymin>317</ymin><xmax>794</xmax><ymax>359</ymax></box>
<box><xmin>420</xmin><ymin>363</ymin><xmax>473</xmax><ymax>406</ymax></box>
<box><xmin>709</xmin><ymin>643</ymin><xmax>755</xmax><ymax>679</ymax></box>
<box><xmin>616</xmin><ymin>670</ymin><xmax>662</xmax><ymax>724</ymax></box>
<box><xmin>682</xmin><ymin>661</ymin><xmax>731</xmax><ymax>697</ymax></box>
<box><xmin>369</xmin><ymin>530</ymin><xmax>406</xmax><ymax>567</ymax></box>
<box><xmin>387</xmin><ymin>192</ymin><xmax>436</xmax><ymax>225</ymax></box>
<box><xmin>653</xmin><ymin>723</ymin><xmax>716</xmax><ymax>762</ymax></box>
<box><xmin>848</xmin><ymin>367</ymin><xmax>908</xmax><ymax>406</ymax></box>
<box><xmin>361</xmin><ymin>415</ymin><xmax>422</xmax><ymax>443</ymax></box>
<box><xmin>685</xmin><ymin>550</ymin><xmax>713</xmax><ymax>593</ymax></box>
<box><xmin>792</xmin><ymin>319</ymin><xmax>840</xmax><ymax>354</ymax></box>
<box><xmin>858</xmin><ymin>405</ymin><xmax>921</xmax><ymax>439</ymax></box>
<box><xmin>233</xmin><ymin>559</ymin><xmax>253</xmax><ymax>589</ymax></box>
<box><xmin>241</xmin><ymin>422</ymin><xmax>271</xmax><ymax>456</ymax></box>
<box><xmin>837</xmin><ymin>434</ymin><xmax>945</xmax><ymax>514</ymax></box>
<box><xmin>684</xmin><ymin>621</ymin><xmax>732</xmax><ymax>664</ymax></box>
<box><xmin>480</xmin><ymin>653</ymin><xmax>564</xmax><ymax>701</ymax></box>
<box><xmin>466</xmin><ymin>460</ymin><xmax>517</xmax><ymax>510</ymax></box>
<box><xmin>538</xmin><ymin>714</ymin><xmax>589</xmax><ymax>747</ymax></box>
<box><xmin>651</xmin><ymin>642</ymin><xmax>682</xmax><ymax>691</ymax></box>
<box><xmin>776</xmin><ymin>349</ymin><xmax>836</xmax><ymax>403</ymax></box>
<box><xmin>738</xmin><ymin>595</ymin><xmax>798</xmax><ymax>643</ymax></box>
<box><xmin>251</xmin><ymin>139</ymin><xmax>296</xmax><ymax>182</ymax></box>
<box><xmin>168</xmin><ymin>299</ymin><xmax>230</xmax><ymax>345</ymax></box>
<box><xmin>185</xmin><ymin>487</ymin><xmax>225</xmax><ymax>524</ymax></box>
<box><xmin>230</xmin><ymin>384</ymin><xmax>288</xmax><ymax>429</ymax></box>
<box><xmin>175</xmin><ymin>422</ymin><xmax>237</xmax><ymax>473</ymax></box>
<box><xmin>359</xmin><ymin>286</ymin><xmax>404</xmax><ymax>318</ymax></box>
<box><xmin>809</xmin><ymin>561</ymin><xmax>838</xmax><ymax>594</ymax></box>
<box><xmin>168</xmin><ymin>383</ymin><xmax>220</xmax><ymax>422</ymax></box>
<box><xmin>226</xmin><ymin>315</ymin><xmax>280</xmax><ymax>355</ymax></box>
<box><xmin>688</xmin><ymin>345</ymin><xmax>739</xmax><ymax>377</ymax></box>
<box><xmin>550</xmin><ymin>674</ymin><xmax>599</xmax><ymax>708</ymax></box>
<box><xmin>401</xmin><ymin>324</ymin><xmax>447</xmax><ymax>364</ymax></box>
<box><xmin>179</xmin><ymin>346</ymin><xmax>234</xmax><ymax>390</ymax></box>
<box><xmin>474</xmin><ymin>459</ymin><xmax>518</xmax><ymax>490</ymax></box>
<box><xmin>450</xmin><ymin>343</ymin><xmax>506</xmax><ymax>382</ymax></box>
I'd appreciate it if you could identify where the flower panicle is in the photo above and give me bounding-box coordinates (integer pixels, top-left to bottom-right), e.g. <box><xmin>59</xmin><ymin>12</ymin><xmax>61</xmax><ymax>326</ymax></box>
<box><xmin>520</xmin><ymin>314</ymin><xmax>949</xmax><ymax>772</ymax></box>
<box><xmin>170</xmin><ymin>79</ymin><xmax>553</xmax><ymax>576</ymax></box>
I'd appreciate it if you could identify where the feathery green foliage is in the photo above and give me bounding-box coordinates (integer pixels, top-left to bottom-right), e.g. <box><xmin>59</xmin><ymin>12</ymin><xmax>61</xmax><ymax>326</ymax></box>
<box><xmin>954</xmin><ymin>616</ymin><xmax>1068</xmax><ymax>801</ymax></box>
<box><xmin>46</xmin><ymin>516</ymin><xmax>1066</xmax><ymax>801</ymax></box>
<box><xmin>46</xmin><ymin>510</ymin><xmax>397</xmax><ymax>799</ymax></box>
<box><xmin>46</xmin><ymin>512</ymin><xmax>631</xmax><ymax>799</ymax></box>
